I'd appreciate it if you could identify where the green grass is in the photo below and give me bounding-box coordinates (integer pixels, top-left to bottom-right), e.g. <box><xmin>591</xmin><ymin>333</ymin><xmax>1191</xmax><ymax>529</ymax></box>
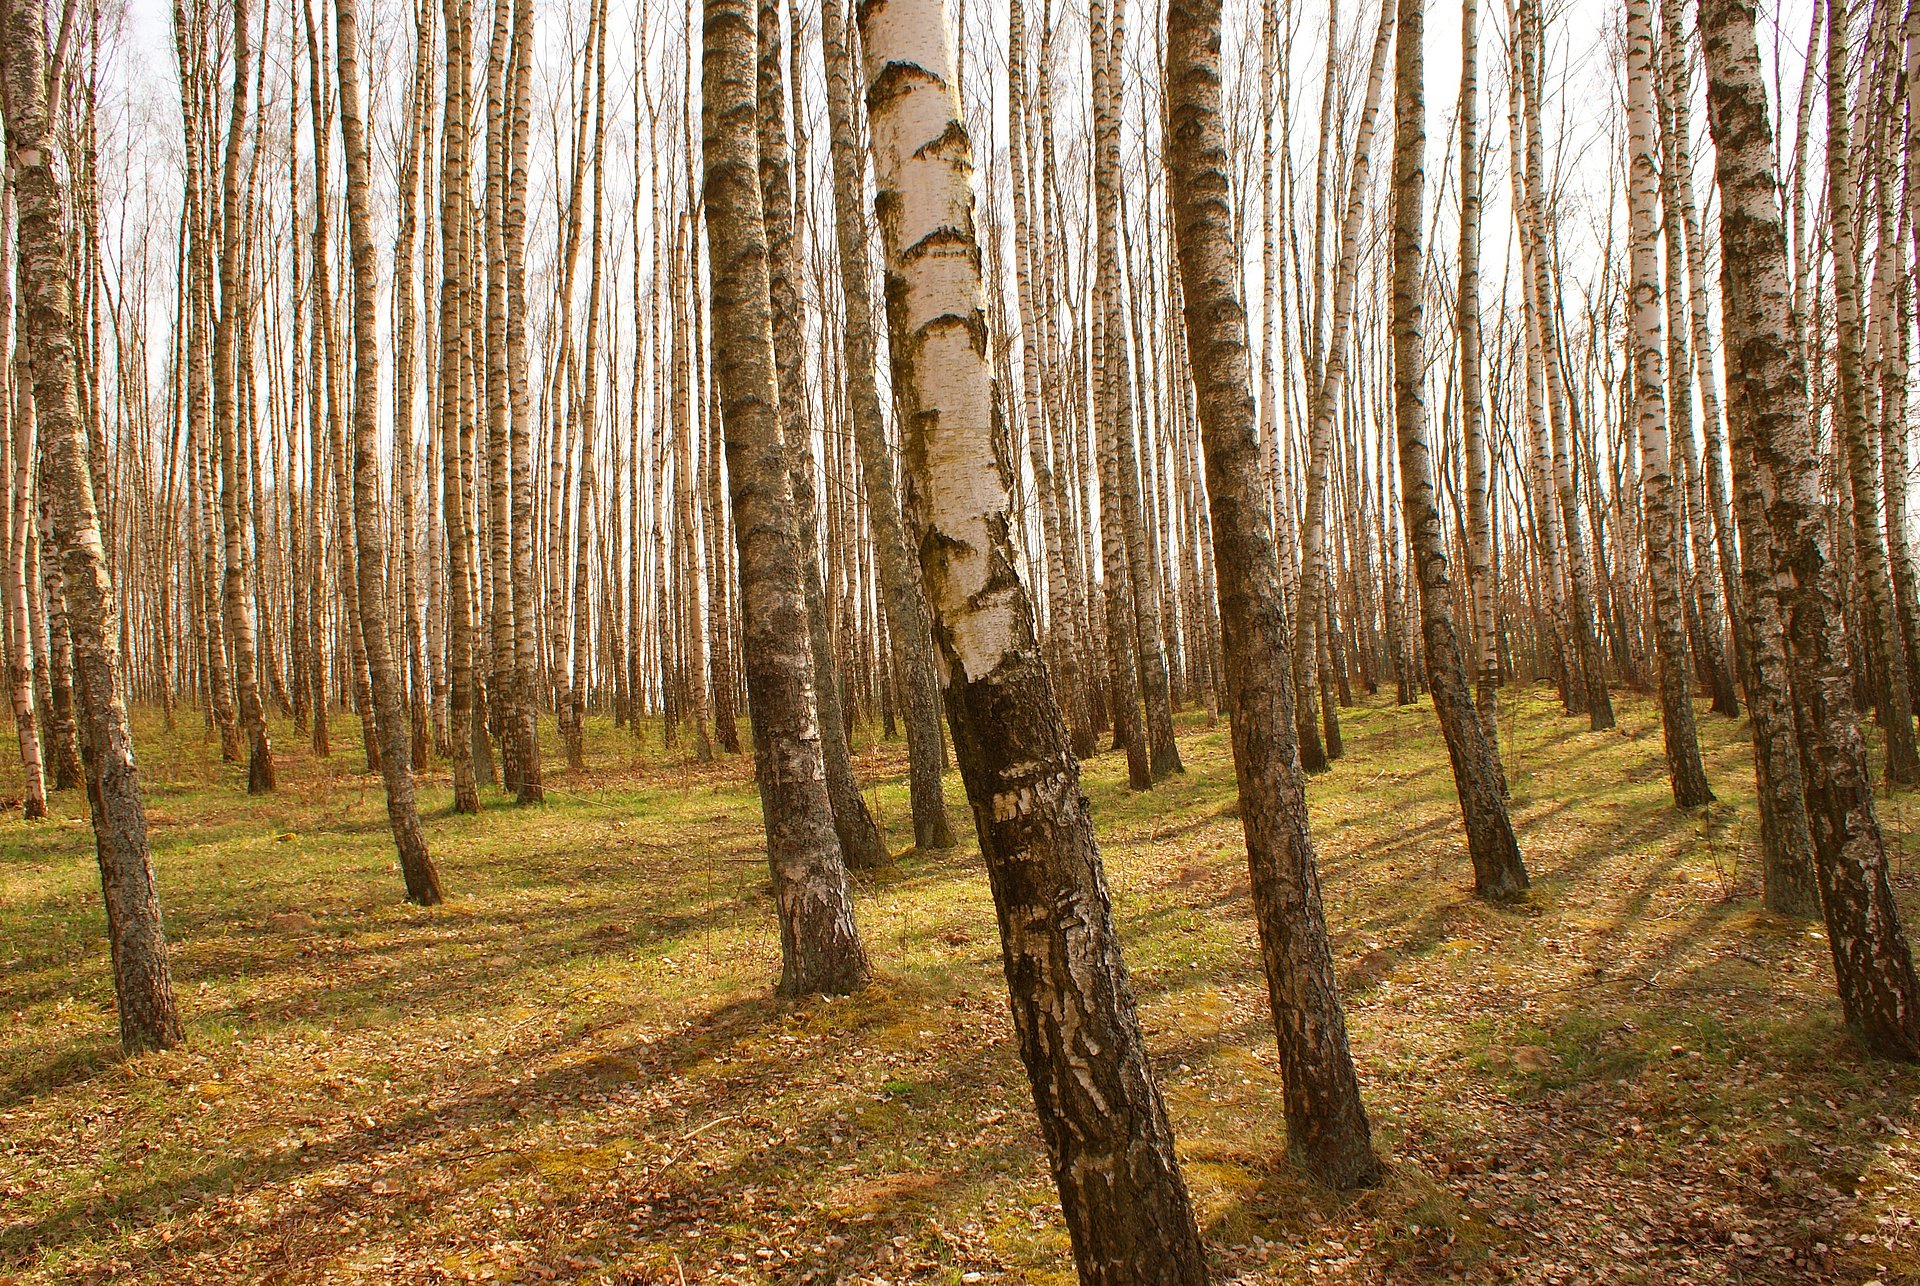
<box><xmin>1</xmin><ymin>684</ymin><xmax>1917</xmax><ymax>1283</ymax></box>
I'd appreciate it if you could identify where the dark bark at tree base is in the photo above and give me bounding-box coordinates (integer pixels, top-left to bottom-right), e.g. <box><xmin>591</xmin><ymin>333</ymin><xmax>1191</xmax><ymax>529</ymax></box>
<box><xmin>247</xmin><ymin>737</ymin><xmax>275</xmax><ymax>795</ymax></box>
<box><xmin>945</xmin><ymin>659</ymin><xmax>1215</xmax><ymax>1275</ymax></box>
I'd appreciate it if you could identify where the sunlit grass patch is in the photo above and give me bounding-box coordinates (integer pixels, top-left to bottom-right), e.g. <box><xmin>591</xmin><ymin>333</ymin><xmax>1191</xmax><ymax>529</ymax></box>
<box><xmin>0</xmin><ymin>692</ymin><xmax>1914</xmax><ymax>1282</ymax></box>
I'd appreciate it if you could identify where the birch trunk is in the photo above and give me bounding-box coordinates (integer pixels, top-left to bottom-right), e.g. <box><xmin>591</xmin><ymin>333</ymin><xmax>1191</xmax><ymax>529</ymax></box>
<box><xmin>4</xmin><ymin>0</ymin><xmax>184</xmax><ymax>1052</ymax></box>
<box><xmin>1459</xmin><ymin>0</ymin><xmax>1499</xmax><ymax>755</ymax></box>
<box><xmin>334</xmin><ymin>0</ymin><xmax>442</xmax><ymax>903</ymax></box>
<box><xmin>1165</xmin><ymin>0</ymin><xmax>1383</xmax><ymax>1187</ymax></box>
<box><xmin>1655</xmin><ymin>4</ymin><xmax>1739</xmax><ymax>718</ymax></box>
<box><xmin>670</xmin><ymin>215</ymin><xmax>713</xmax><ymax>760</ymax></box>
<box><xmin>482</xmin><ymin>0</ymin><xmax>522</xmax><ymax>794</ymax></box>
<box><xmin>213</xmin><ymin>0</ymin><xmax>273</xmax><ymax>793</ymax></box>
<box><xmin>1094</xmin><ymin>299</ymin><xmax>1151</xmax><ymax>789</ymax></box>
<box><xmin>1392</xmin><ymin>0</ymin><xmax>1529</xmax><ymax>901</ymax></box>
<box><xmin>1009</xmin><ymin>0</ymin><xmax>1092</xmax><ymax>758</ymax></box>
<box><xmin>437</xmin><ymin>0</ymin><xmax>480</xmax><ymax>812</ymax></box>
<box><xmin>1699</xmin><ymin>0</ymin><xmax>1920</xmax><ymax>1059</ymax></box>
<box><xmin>1628</xmin><ymin>0</ymin><xmax>1713</xmax><ymax>808</ymax></box>
<box><xmin>1295</xmin><ymin>0</ymin><xmax>1394</xmax><ymax>770</ymax></box>
<box><xmin>1726</xmin><ymin>376</ymin><xmax>1822</xmax><ymax>917</ymax></box>
<box><xmin>172</xmin><ymin>6</ymin><xmax>242</xmax><ymax>764</ymax></box>
<box><xmin>1093</xmin><ymin>0</ymin><xmax>1181</xmax><ymax>781</ymax></box>
<box><xmin>4</xmin><ymin>262</ymin><xmax>45</xmax><ymax>820</ymax></box>
<box><xmin>507</xmin><ymin>0</ymin><xmax>542</xmax><ymax>801</ymax></box>
<box><xmin>396</xmin><ymin>0</ymin><xmax>432</xmax><ymax>769</ymax></box>
<box><xmin>571</xmin><ymin>0</ymin><xmax>611</xmax><ymax>767</ymax></box>
<box><xmin>819</xmin><ymin>0</ymin><xmax>954</xmax><ymax>849</ymax></box>
<box><xmin>1518</xmin><ymin>0</ymin><xmax>1613</xmax><ymax>730</ymax></box>
<box><xmin>703</xmin><ymin>0</ymin><xmax>871</xmax><ymax>996</ymax></box>
<box><xmin>1874</xmin><ymin>43</ymin><xmax>1918</xmax><ymax>700</ymax></box>
<box><xmin>35</xmin><ymin>478</ymin><xmax>79</xmax><ymax>786</ymax></box>
<box><xmin>1505</xmin><ymin>29</ymin><xmax>1574</xmax><ymax>713</ymax></box>
<box><xmin>858</xmin><ymin>0</ymin><xmax>1210</xmax><ymax>1268</ymax></box>
<box><xmin>761</xmin><ymin>0</ymin><xmax>889</xmax><ymax>869</ymax></box>
<box><xmin>1830</xmin><ymin>0</ymin><xmax>1920</xmax><ymax>786</ymax></box>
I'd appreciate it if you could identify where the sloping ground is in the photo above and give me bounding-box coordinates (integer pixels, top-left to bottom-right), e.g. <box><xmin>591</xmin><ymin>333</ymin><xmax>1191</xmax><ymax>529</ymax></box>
<box><xmin>0</xmin><ymin>686</ymin><xmax>1915</xmax><ymax>1285</ymax></box>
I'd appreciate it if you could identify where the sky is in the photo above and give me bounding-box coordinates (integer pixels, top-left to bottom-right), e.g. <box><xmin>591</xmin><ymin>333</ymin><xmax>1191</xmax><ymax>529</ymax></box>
<box><xmin>90</xmin><ymin>0</ymin><xmax>1823</xmax><ymax>476</ymax></box>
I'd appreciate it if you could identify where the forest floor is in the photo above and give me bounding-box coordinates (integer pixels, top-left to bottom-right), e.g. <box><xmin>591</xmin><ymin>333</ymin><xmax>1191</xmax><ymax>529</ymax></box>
<box><xmin>1</xmin><ymin>686</ymin><xmax>1918</xmax><ymax>1285</ymax></box>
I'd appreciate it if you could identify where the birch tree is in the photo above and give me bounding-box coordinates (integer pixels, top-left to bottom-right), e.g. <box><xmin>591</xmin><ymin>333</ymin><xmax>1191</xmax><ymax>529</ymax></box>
<box><xmin>1699</xmin><ymin>0</ymin><xmax>1920</xmax><ymax>1061</ymax></box>
<box><xmin>4</xmin><ymin>0</ymin><xmax>184</xmax><ymax>1052</ymax></box>
<box><xmin>336</xmin><ymin>0</ymin><xmax>444</xmax><ymax>903</ymax></box>
<box><xmin>819</xmin><ymin>0</ymin><xmax>953</xmax><ymax>851</ymax></box>
<box><xmin>856</xmin><ymin>0</ymin><xmax>1211</xmax><ymax>1267</ymax></box>
<box><xmin>1827</xmin><ymin>0</ymin><xmax>1920</xmax><ymax>787</ymax></box>
<box><xmin>1391</xmin><ymin>0</ymin><xmax>1528</xmax><ymax>901</ymax></box>
<box><xmin>702</xmin><ymin>0</ymin><xmax>871</xmax><ymax>996</ymax></box>
<box><xmin>212</xmin><ymin>0</ymin><xmax>273</xmax><ymax>794</ymax></box>
<box><xmin>1626</xmin><ymin>0</ymin><xmax>1712</xmax><ymax>808</ymax></box>
<box><xmin>1165</xmin><ymin>0</ymin><xmax>1383</xmax><ymax>1188</ymax></box>
<box><xmin>437</xmin><ymin>0</ymin><xmax>481</xmax><ymax>812</ymax></box>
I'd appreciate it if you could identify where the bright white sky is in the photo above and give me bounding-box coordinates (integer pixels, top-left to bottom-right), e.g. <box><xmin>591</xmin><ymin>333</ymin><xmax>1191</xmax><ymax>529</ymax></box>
<box><xmin>94</xmin><ymin>0</ymin><xmax>1822</xmax><ymax>463</ymax></box>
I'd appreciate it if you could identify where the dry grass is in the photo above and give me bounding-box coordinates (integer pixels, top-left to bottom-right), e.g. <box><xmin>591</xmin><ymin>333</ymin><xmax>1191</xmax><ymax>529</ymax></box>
<box><xmin>1</xmin><ymin>685</ymin><xmax>1916</xmax><ymax>1284</ymax></box>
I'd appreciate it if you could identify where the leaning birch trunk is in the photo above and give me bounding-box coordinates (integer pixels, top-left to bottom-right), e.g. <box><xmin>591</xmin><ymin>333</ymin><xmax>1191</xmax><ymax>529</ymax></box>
<box><xmin>856</xmin><ymin>0</ymin><xmax>1210</xmax><ymax>1272</ymax></box>
<box><xmin>5</xmin><ymin>292</ymin><xmax>46</xmax><ymax>820</ymax></box>
<box><xmin>1165</xmin><ymin>0</ymin><xmax>1383</xmax><ymax>1189</ymax></box>
<box><xmin>1458</xmin><ymin>0</ymin><xmax>1499</xmax><ymax>754</ymax></box>
<box><xmin>1294</xmin><ymin>0</ymin><xmax>1393</xmax><ymax>768</ymax></box>
<box><xmin>505</xmin><ymin>0</ymin><xmax>541</xmax><ymax>800</ymax></box>
<box><xmin>1518</xmin><ymin>0</ymin><xmax>1612</xmax><ymax>730</ymax></box>
<box><xmin>482</xmin><ymin>0</ymin><xmax>521</xmax><ymax>795</ymax></box>
<box><xmin>760</xmin><ymin>0</ymin><xmax>890</xmax><ymax>870</ymax></box>
<box><xmin>3</xmin><ymin>0</ymin><xmax>184</xmax><ymax>1052</ymax></box>
<box><xmin>818</xmin><ymin>0</ymin><xmax>954</xmax><ymax>850</ymax></box>
<box><xmin>1626</xmin><ymin>0</ymin><xmax>1713</xmax><ymax>809</ymax></box>
<box><xmin>1827</xmin><ymin>0</ymin><xmax>1920</xmax><ymax>787</ymax></box>
<box><xmin>335</xmin><ymin>0</ymin><xmax>443</xmax><ymax>905</ymax></box>
<box><xmin>1093</xmin><ymin>0</ymin><xmax>1181</xmax><ymax>781</ymax></box>
<box><xmin>702</xmin><ymin>0</ymin><xmax>870</xmax><ymax>997</ymax></box>
<box><xmin>213</xmin><ymin>0</ymin><xmax>274</xmax><ymax>793</ymax></box>
<box><xmin>1655</xmin><ymin>7</ymin><xmax>1739</xmax><ymax>719</ymax></box>
<box><xmin>1699</xmin><ymin>0</ymin><xmax>1920</xmax><ymax>1060</ymax></box>
<box><xmin>1390</xmin><ymin>0</ymin><xmax>1529</xmax><ymax>902</ymax></box>
<box><xmin>437</xmin><ymin>0</ymin><xmax>480</xmax><ymax>812</ymax></box>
